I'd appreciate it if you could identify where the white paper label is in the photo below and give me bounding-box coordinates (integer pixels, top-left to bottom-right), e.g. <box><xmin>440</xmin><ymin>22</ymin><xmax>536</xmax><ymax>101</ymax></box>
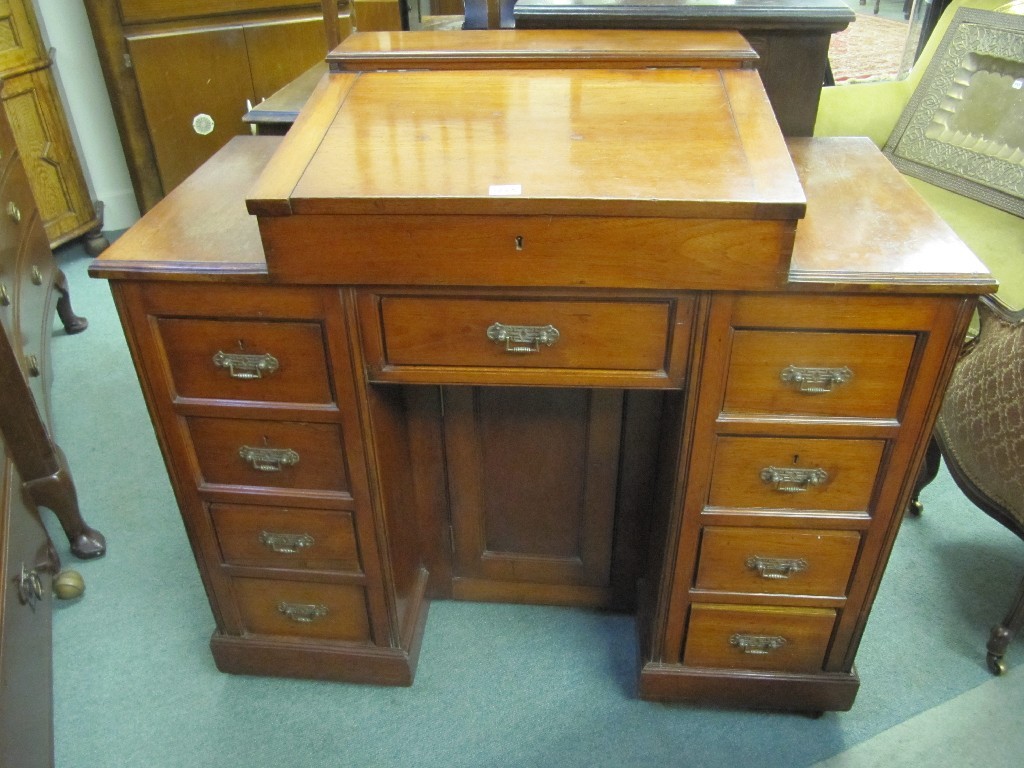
<box><xmin>488</xmin><ymin>184</ymin><xmax>522</xmax><ymax>196</ymax></box>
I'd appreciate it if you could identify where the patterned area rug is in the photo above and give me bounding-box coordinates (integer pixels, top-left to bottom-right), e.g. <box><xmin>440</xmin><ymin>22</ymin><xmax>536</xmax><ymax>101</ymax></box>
<box><xmin>830</xmin><ymin>12</ymin><xmax>911</xmax><ymax>83</ymax></box>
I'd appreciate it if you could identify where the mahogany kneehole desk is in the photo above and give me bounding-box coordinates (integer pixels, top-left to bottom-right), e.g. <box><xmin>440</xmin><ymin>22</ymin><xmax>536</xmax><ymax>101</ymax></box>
<box><xmin>91</xmin><ymin>63</ymin><xmax>995</xmax><ymax>712</ymax></box>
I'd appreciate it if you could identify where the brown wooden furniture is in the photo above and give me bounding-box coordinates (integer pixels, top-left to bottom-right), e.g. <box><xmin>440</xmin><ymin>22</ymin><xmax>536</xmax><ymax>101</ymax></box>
<box><xmin>0</xmin><ymin>99</ymin><xmax>104</xmax><ymax>768</ymax></box>
<box><xmin>511</xmin><ymin>0</ymin><xmax>856</xmax><ymax>137</ymax></box>
<box><xmin>912</xmin><ymin>296</ymin><xmax>1024</xmax><ymax>675</ymax></box>
<box><xmin>91</xmin><ymin>58</ymin><xmax>994</xmax><ymax>712</ymax></box>
<box><xmin>0</xmin><ymin>0</ymin><xmax>106</xmax><ymax>252</ymax></box>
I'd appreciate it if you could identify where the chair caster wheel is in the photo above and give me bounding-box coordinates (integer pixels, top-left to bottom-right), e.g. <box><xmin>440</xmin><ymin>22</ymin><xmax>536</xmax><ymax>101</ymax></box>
<box><xmin>987</xmin><ymin>652</ymin><xmax>1006</xmax><ymax>676</ymax></box>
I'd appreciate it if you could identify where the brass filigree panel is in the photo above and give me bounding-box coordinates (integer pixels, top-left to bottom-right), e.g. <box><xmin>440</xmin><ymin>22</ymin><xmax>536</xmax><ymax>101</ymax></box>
<box><xmin>884</xmin><ymin>8</ymin><xmax>1024</xmax><ymax>216</ymax></box>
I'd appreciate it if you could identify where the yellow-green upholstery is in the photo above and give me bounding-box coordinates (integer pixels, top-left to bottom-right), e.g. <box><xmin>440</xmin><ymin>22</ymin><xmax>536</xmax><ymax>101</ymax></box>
<box><xmin>815</xmin><ymin>0</ymin><xmax>1024</xmax><ymax>309</ymax></box>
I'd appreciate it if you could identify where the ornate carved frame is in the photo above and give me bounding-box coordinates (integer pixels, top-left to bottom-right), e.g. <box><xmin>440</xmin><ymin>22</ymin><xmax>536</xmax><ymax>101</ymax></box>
<box><xmin>883</xmin><ymin>8</ymin><xmax>1024</xmax><ymax>217</ymax></box>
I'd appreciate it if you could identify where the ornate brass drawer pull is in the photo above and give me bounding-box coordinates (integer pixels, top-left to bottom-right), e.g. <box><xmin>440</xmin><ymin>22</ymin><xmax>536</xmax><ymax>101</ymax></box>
<box><xmin>212</xmin><ymin>351</ymin><xmax>280</xmax><ymax>380</ymax></box>
<box><xmin>17</xmin><ymin>564</ymin><xmax>44</xmax><ymax>609</ymax></box>
<box><xmin>780</xmin><ymin>365</ymin><xmax>853</xmax><ymax>394</ymax></box>
<box><xmin>760</xmin><ymin>466</ymin><xmax>828</xmax><ymax>493</ymax></box>
<box><xmin>0</xmin><ymin>283</ymin><xmax>9</xmax><ymax>306</ymax></box>
<box><xmin>730</xmin><ymin>633</ymin><xmax>787</xmax><ymax>655</ymax></box>
<box><xmin>278</xmin><ymin>602</ymin><xmax>328</xmax><ymax>623</ymax></box>
<box><xmin>486</xmin><ymin>322</ymin><xmax>560</xmax><ymax>354</ymax></box>
<box><xmin>746</xmin><ymin>555</ymin><xmax>808</xmax><ymax>580</ymax></box>
<box><xmin>25</xmin><ymin>354</ymin><xmax>40</xmax><ymax>377</ymax></box>
<box><xmin>7</xmin><ymin>201</ymin><xmax>21</xmax><ymax>223</ymax></box>
<box><xmin>30</xmin><ymin>266</ymin><xmax>42</xmax><ymax>286</ymax></box>
<box><xmin>239</xmin><ymin>446</ymin><xmax>299</xmax><ymax>472</ymax></box>
<box><xmin>259</xmin><ymin>531</ymin><xmax>315</xmax><ymax>554</ymax></box>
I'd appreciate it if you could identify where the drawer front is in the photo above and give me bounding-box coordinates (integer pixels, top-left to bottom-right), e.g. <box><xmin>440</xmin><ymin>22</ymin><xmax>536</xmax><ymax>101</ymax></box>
<box><xmin>211</xmin><ymin>503</ymin><xmax>361</xmax><ymax>573</ymax></box>
<box><xmin>186</xmin><ymin>416</ymin><xmax>350</xmax><ymax>493</ymax></box>
<box><xmin>708</xmin><ymin>436</ymin><xmax>885</xmax><ymax>513</ymax></box>
<box><xmin>723</xmin><ymin>330</ymin><xmax>916</xmax><ymax>419</ymax></box>
<box><xmin>156</xmin><ymin>317</ymin><xmax>334</xmax><ymax>404</ymax></box>
<box><xmin>378</xmin><ymin>296</ymin><xmax>675</xmax><ymax>372</ymax></box>
<box><xmin>231</xmin><ymin>577</ymin><xmax>371</xmax><ymax>643</ymax></box>
<box><xmin>683</xmin><ymin>604</ymin><xmax>835</xmax><ymax>672</ymax></box>
<box><xmin>695</xmin><ymin>527</ymin><xmax>861</xmax><ymax>597</ymax></box>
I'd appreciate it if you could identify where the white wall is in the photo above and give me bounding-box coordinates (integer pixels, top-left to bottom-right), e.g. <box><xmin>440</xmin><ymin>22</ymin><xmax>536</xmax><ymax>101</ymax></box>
<box><xmin>31</xmin><ymin>0</ymin><xmax>140</xmax><ymax>230</ymax></box>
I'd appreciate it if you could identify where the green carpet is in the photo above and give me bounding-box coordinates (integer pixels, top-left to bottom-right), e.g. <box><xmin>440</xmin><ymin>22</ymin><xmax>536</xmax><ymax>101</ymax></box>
<box><xmin>46</xmin><ymin>240</ymin><xmax>1023</xmax><ymax>767</ymax></box>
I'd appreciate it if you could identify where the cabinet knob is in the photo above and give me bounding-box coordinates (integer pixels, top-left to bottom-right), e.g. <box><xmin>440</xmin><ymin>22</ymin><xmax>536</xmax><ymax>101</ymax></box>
<box><xmin>31</xmin><ymin>266</ymin><xmax>42</xmax><ymax>286</ymax></box>
<box><xmin>0</xmin><ymin>283</ymin><xmax>9</xmax><ymax>306</ymax></box>
<box><xmin>7</xmin><ymin>201</ymin><xmax>21</xmax><ymax>223</ymax></box>
<box><xmin>25</xmin><ymin>353</ymin><xmax>40</xmax><ymax>377</ymax></box>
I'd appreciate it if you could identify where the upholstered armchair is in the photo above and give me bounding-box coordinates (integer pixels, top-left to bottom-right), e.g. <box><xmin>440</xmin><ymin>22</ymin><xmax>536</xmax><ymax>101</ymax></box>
<box><xmin>912</xmin><ymin>296</ymin><xmax>1024</xmax><ymax>674</ymax></box>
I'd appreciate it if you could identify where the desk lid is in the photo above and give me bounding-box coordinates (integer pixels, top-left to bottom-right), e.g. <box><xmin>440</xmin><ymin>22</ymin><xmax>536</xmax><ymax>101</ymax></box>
<box><xmin>248</xmin><ymin>68</ymin><xmax>805</xmax><ymax>220</ymax></box>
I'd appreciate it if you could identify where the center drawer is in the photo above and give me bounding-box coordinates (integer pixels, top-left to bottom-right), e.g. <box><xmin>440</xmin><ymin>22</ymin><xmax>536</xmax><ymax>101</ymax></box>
<box><xmin>359</xmin><ymin>293</ymin><xmax>692</xmax><ymax>387</ymax></box>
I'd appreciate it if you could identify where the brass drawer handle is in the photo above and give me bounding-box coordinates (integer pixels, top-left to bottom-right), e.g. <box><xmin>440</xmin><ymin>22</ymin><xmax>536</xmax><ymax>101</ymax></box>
<box><xmin>780</xmin><ymin>365</ymin><xmax>853</xmax><ymax>394</ymax></box>
<box><xmin>486</xmin><ymin>322</ymin><xmax>560</xmax><ymax>354</ymax></box>
<box><xmin>730</xmin><ymin>633</ymin><xmax>787</xmax><ymax>655</ymax></box>
<box><xmin>17</xmin><ymin>564</ymin><xmax>44</xmax><ymax>609</ymax></box>
<box><xmin>278</xmin><ymin>601</ymin><xmax>328</xmax><ymax>623</ymax></box>
<box><xmin>7</xmin><ymin>201</ymin><xmax>21</xmax><ymax>223</ymax></box>
<box><xmin>25</xmin><ymin>353</ymin><xmax>40</xmax><ymax>377</ymax></box>
<box><xmin>746</xmin><ymin>555</ymin><xmax>808</xmax><ymax>580</ymax></box>
<box><xmin>239</xmin><ymin>446</ymin><xmax>299</xmax><ymax>472</ymax></box>
<box><xmin>0</xmin><ymin>283</ymin><xmax>9</xmax><ymax>306</ymax></box>
<box><xmin>30</xmin><ymin>266</ymin><xmax>42</xmax><ymax>286</ymax></box>
<box><xmin>760</xmin><ymin>466</ymin><xmax>828</xmax><ymax>493</ymax></box>
<box><xmin>212</xmin><ymin>351</ymin><xmax>279</xmax><ymax>379</ymax></box>
<box><xmin>259</xmin><ymin>531</ymin><xmax>315</xmax><ymax>554</ymax></box>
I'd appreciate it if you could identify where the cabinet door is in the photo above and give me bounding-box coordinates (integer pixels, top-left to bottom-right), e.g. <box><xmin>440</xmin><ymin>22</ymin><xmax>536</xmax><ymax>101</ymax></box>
<box><xmin>244</xmin><ymin>19</ymin><xmax>327</xmax><ymax>103</ymax></box>
<box><xmin>128</xmin><ymin>27</ymin><xmax>254</xmax><ymax>193</ymax></box>
<box><xmin>1</xmin><ymin>66</ymin><xmax>97</xmax><ymax>246</ymax></box>
<box><xmin>444</xmin><ymin>386</ymin><xmax>623</xmax><ymax>607</ymax></box>
<box><xmin>0</xmin><ymin>0</ymin><xmax>44</xmax><ymax>72</ymax></box>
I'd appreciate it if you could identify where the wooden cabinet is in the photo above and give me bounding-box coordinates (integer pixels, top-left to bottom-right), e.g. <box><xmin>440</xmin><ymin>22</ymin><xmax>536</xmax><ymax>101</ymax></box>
<box><xmin>0</xmin><ymin>99</ymin><xmax>104</xmax><ymax>768</ymax></box>
<box><xmin>0</xmin><ymin>0</ymin><xmax>103</xmax><ymax>250</ymax></box>
<box><xmin>90</xmin><ymin>58</ymin><xmax>995</xmax><ymax>712</ymax></box>
<box><xmin>83</xmin><ymin>1</ymin><xmax>338</xmax><ymax>211</ymax></box>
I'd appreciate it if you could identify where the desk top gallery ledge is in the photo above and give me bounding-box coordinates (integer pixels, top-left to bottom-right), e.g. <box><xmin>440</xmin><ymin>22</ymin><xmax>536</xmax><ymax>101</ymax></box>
<box><xmin>89</xmin><ymin>132</ymin><xmax>994</xmax><ymax>298</ymax></box>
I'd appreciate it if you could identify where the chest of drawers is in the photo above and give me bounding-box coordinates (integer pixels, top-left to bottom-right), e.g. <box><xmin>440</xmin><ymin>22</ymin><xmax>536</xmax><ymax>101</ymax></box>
<box><xmin>91</xmin><ymin>65</ymin><xmax>994</xmax><ymax>711</ymax></box>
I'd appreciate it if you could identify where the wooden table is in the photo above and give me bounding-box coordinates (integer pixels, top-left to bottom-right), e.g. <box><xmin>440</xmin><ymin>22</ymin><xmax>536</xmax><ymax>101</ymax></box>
<box><xmin>92</xmin><ymin>56</ymin><xmax>993</xmax><ymax>712</ymax></box>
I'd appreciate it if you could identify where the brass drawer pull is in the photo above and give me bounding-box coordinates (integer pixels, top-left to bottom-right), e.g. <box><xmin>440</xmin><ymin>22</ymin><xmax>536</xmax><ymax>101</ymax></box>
<box><xmin>259</xmin><ymin>531</ymin><xmax>315</xmax><ymax>554</ymax></box>
<box><xmin>730</xmin><ymin>633</ymin><xmax>787</xmax><ymax>655</ymax></box>
<box><xmin>760</xmin><ymin>466</ymin><xmax>828</xmax><ymax>493</ymax></box>
<box><xmin>239</xmin><ymin>446</ymin><xmax>299</xmax><ymax>472</ymax></box>
<box><xmin>212</xmin><ymin>351</ymin><xmax>279</xmax><ymax>379</ymax></box>
<box><xmin>780</xmin><ymin>365</ymin><xmax>853</xmax><ymax>394</ymax></box>
<box><xmin>30</xmin><ymin>266</ymin><xmax>42</xmax><ymax>286</ymax></box>
<box><xmin>486</xmin><ymin>322</ymin><xmax>560</xmax><ymax>353</ymax></box>
<box><xmin>278</xmin><ymin>601</ymin><xmax>328</xmax><ymax>623</ymax></box>
<box><xmin>7</xmin><ymin>201</ymin><xmax>21</xmax><ymax>223</ymax></box>
<box><xmin>25</xmin><ymin>354</ymin><xmax>40</xmax><ymax>377</ymax></box>
<box><xmin>17</xmin><ymin>564</ymin><xmax>44</xmax><ymax>609</ymax></box>
<box><xmin>0</xmin><ymin>283</ymin><xmax>8</xmax><ymax>306</ymax></box>
<box><xmin>746</xmin><ymin>555</ymin><xmax>808</xmax><ymax>580</ymax></box>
